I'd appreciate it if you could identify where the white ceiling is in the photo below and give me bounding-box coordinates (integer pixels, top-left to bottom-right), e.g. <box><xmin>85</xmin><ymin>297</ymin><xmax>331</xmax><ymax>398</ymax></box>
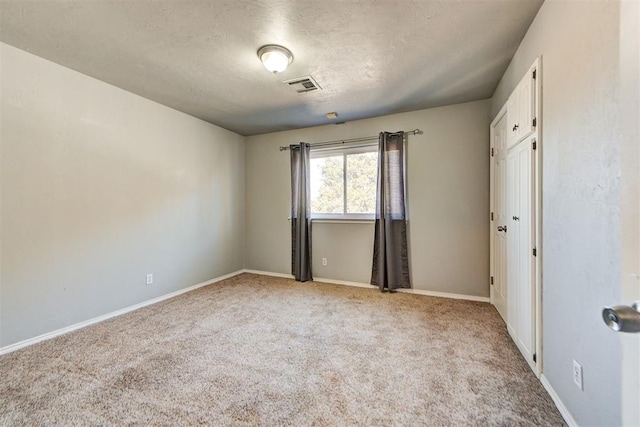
<box><xmin>0</xmin><ymin>0</ymin><xmax>543</xmax><ymax>136</ymax></box>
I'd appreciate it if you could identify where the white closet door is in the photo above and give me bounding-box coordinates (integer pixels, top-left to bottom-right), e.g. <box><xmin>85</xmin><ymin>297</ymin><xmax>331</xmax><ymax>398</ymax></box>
<box><xmin>515</xmin><ymin>138</ymin><xmax>535</xmax><ymax>361</ymax></box>
<box><xmin>506</xmin><ymin>137</ymin><xmax>536</xmax><ymax>366</ymax></box>
<box><xmin>506</xmin><ymin>148</ymin><xmax>519</xmax><ymax>335</ymax></box>
<box><xmin>506</xmin><ymin>68</ymin><xmax>536</xmax><ymax>146</ymax></box>
<box><xmin>517</xmin><ymin>75</ymin><xmax>534</xmax><ymax>139</ymax></box>
<box><xmin>491</xmin><ymin>113</ymin><xmax>509</xmax><ymax>322</ymax></box>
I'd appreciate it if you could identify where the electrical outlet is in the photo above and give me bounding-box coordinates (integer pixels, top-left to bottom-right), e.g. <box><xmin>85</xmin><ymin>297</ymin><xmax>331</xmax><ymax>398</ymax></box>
<box><xmin>573</xmin><ymin>360</ymin><xmax>583</xmax><ymax>390</ymax></box>
<box><xmin>146</xmin><ymin>274</ymin><xmax>153</xmax><ymax>285</ymax></box>
<box><xmin>322</xmin><ymin>257</ymin><xmax>327</xmax><ymax>266</ymax></box>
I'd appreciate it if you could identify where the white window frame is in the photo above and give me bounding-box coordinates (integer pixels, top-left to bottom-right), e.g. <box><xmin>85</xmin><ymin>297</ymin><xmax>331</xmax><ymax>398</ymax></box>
<box><xmin>310</xmin><ymin>143</ymin><xmax>378</xmax><ymax>221</ymax></box>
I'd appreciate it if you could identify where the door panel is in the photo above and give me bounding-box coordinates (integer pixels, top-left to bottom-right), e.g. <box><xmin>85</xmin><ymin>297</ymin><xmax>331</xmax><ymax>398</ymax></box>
<box><xmin>518</xmin><ymin>76</ymin><xmax>534</xmax><ymax>139</ymax></box>
<box><xmin>506</xmin><ymin>149</ymin><xmax>518</xmax><ymax>335</ymax></box>
<box><xmin>507</xmin><ymin>137</ymin><xmax>536</xmax><ymax>368</ymax></box>
<box><xmin>516</xmin><ymin>140</ymin><xmax>534</xmax><ymax>359</ymax></box>
<box><xmin>507</xmin><ymin>68</ymin><xmax>536</xmax><ymax>146</ymax></box>
<box><xmin>506</xmin><ymin>92</ymin><xmax>519</xmax><ymax>146</ymax></box>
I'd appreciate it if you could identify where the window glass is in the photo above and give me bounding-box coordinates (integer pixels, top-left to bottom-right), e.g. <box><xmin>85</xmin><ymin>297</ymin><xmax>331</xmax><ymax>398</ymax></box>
<box><xmin>310</xmin><ymin>154</ymin><xmax>344</xmax><ymax>214</ymax></box>
<box><xmin>310</xmin><ymin>146</ymin><xmax>377</xmax><ymax>218</ymax></box>
<box><xmin>346</xmin><ymin>151</ymin><xmax>377</xmax><ymax>214</ymax></box>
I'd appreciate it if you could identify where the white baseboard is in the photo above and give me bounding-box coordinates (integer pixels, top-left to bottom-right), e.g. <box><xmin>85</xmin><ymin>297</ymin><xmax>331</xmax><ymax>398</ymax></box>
<box><xmin>396</xmin><ymin>287</ymin><xmax>490</xmax><ymax>303</ymax></box>
<box><xmin>313</xmin><ymin>276</ymin><xmax>373</xmax><ymax>289</ymax></box>
<box><xmin>540</xmin><ymin>374</ymin><xmax>579</xmax><ymax>427</ymax></box>
<box><xmin>243</xmin><ymin>269</ymin><xmax>490</xmax><ymax>302</ymax></box>
<box><xmin>0</xmin><ymin>269</ymin><xmax>244</xmax><ymax>356</ymax></box>
<box><xmin>242</xmin><ymin>269</ymin><xmax>294</xmax><ymax>279</ymax></box>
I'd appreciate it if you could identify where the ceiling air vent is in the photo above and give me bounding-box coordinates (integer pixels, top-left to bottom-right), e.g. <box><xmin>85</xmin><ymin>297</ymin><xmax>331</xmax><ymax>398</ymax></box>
<box><xmin>283</xmin><ymin>75</ymin><xmax>322</xmax><ymax>93</ymax></box>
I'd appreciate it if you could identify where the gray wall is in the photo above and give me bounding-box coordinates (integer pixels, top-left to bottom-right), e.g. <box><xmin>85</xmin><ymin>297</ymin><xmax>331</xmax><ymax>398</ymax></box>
<box><xmin>245</xmin><ymin>100</ymin><xmax>491</xmax><ymax>297</ymax></box>
<box><xmin>0</xmin><ymin>43</ymin><xmax>246</xmax><ymax>347</ymax></box>
<box><xmin>491</xmin><ymin>1</ymin><xmax>622</xmax><ymax>424</ymax></box>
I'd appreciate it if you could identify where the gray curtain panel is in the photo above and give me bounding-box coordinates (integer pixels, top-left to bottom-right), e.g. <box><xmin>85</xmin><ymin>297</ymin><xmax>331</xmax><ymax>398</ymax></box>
<box><xmin>290</xmin><ymin>143</ymin><xmax>313</xmax><ymax>282</ymax></box>
<box><xmin>371</xmin><ymin>132</ymin><xmax>411</xmax><ymax>291</ymax></box>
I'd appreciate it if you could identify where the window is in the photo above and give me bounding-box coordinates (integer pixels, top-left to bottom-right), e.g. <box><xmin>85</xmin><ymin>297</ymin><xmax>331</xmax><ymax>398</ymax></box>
<box><xmin>310</xmin><ymin>145</ymin><xmax>378</xmax><ymax>219</ymax></box>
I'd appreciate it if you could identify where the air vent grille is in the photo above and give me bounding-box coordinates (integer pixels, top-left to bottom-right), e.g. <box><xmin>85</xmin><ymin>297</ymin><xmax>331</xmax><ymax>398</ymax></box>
<box><xmin>283</xmin><ymin>75</ymin><xmax>322</xmax><ymax>93</ymax></box>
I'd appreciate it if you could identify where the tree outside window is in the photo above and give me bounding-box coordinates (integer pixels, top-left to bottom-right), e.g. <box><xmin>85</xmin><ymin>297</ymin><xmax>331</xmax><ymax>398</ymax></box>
<box><xmin>310</xmin><ymin>146</ymin><xmax>377</xmax><ymax>219</ymax></box>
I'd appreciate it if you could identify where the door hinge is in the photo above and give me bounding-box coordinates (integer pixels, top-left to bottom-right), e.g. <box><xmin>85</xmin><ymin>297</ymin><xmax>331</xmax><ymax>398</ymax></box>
<box><xmin>533</xmin><ymin>247</ymin><xmax>537</xmax><ymax>257</ymax></box>
<box><xmin>491</xmin><ymin>212</ymin><xmax>494</xmax><ymax>221</ymax></box>
<box><xmin>491</xmin><ymin>147</ymin><xmax>495</xmax><ymax>157</ymax></box>
<box><xmin>533</xmin><ymin>69</ymin><xmax>537</xmax><ymax>79</ymax></box>
<box><xmin>533</xmin><ymin>353</ymin><xmax>537</xmax><ymax>363</ymax></box>
<box><xmin>532</xmin><ymin>117</ymin><xmax>537</xmax><ymax>127</ymax></box>
<box><xmin>532</xmin><ymin>140</ymin><xmax>537</xmax><ymax>150</ymax></box>
<box><xmin>490</xmin><ymin>276</ymin><xmax>494</xmax><ymax>285</ymax></box>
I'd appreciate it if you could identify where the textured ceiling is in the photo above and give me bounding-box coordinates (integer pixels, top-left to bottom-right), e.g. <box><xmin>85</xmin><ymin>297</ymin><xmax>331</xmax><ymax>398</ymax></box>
<box><xmin>0</xmin><ymin>0</ymin><xmax>543</xmax><ymax>136</ymax></box>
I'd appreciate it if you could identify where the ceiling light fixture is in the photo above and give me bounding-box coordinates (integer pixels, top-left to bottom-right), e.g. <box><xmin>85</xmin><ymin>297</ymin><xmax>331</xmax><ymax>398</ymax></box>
<box><xmin>257</xmin><ymin>45</ymin><xmax>293</xmax><ymax>74</ymax></box>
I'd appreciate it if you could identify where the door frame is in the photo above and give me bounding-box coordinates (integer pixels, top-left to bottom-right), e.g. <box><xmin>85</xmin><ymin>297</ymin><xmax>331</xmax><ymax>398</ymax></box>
<box><xmin>533</xmin><ymin>57</ymin><xmax>543</xmax><ymax>377</ymax></box>
<box><xmin>619</xmin><ymin>0</ymin><xmax>639</xmax><ymax>423</ymax></box>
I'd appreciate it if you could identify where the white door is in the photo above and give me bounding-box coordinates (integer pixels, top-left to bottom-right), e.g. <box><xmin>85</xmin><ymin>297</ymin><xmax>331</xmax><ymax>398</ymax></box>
<box><xmin>506</xmin><ymin>66</ymin><xmax>536</xmax><ymax>146</ymax></box>
<box><xmin>490</xmin><ymin>111</ymin><xmax>508</xmax><ymax>322</ymax></box>
<box><xmin>506</xmin><ymin>136</ymin><xmax>536</xmax><ymax>368</ymax></box>
<box><xmin>517</xmin><ymin>72</ymin><xmax>535</xmax><ymax>140</ymax></box>
<box><xmin>495</xmin><ymin>59</ymin><xmax>540</xmax><ymax>375</ymax></box>
<box><xmin>506</xmin><ymin>92</ymin><xmax>518</xmax><ymax>145</ymax></box>
<box><xmin>506</xmin><ymin>148</ymin><xmax>518</xmax><ymax>335</ymax></box>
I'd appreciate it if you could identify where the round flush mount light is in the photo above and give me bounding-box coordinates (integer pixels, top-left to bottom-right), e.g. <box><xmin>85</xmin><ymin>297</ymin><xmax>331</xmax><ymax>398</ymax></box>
<box><xmin>257</xmin><ymin>45</ymin><xmax>293</xmax><ymax>74</ymax></box>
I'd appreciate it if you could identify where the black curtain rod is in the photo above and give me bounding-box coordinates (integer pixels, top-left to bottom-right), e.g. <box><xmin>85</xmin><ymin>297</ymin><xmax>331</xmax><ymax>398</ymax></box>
<box><xmin>279</xmin><ymin>129</ymin><xmax>423</xmax><ymax>151</ymax></box>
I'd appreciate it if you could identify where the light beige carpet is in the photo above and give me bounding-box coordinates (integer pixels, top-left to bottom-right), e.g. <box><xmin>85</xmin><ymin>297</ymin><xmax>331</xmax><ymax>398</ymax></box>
<box><xmin>0</xmin><ymin>273</ymin><xmax>564</xmax><ymax>426</ymax></box>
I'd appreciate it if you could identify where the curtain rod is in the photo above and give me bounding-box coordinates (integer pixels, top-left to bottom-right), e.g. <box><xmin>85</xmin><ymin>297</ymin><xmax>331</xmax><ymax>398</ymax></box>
<box><xmin>278</xmin><ymin>129</ymin><xmax>423</xmax><ymax>151</ymax></box>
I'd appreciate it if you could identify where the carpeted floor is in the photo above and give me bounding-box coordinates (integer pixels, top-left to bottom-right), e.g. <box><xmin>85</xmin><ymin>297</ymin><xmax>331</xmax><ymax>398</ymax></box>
<box><xmin>0</xmin><ymin>273</ymin><xmax>565</xmax><ymax>426</ymax></box>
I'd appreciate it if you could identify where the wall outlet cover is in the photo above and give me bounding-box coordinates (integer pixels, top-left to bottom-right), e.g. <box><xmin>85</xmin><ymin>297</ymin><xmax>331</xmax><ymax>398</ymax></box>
<box><xmin>573</xmin><ymin>360</ymin><xmax>583</xmax><ymax>390</ymax></box>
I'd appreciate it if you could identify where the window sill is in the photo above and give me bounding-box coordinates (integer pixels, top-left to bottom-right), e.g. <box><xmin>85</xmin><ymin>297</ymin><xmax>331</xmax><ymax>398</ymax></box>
<box><xmin>287</xmin><ymin>217</ymin><xmax>375</xmax><ymax>224</ymax></box>
<box><xmin>311</xmin><ymin>218</ymin><xmax>375</xmax><ymax>224</ymax></box>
